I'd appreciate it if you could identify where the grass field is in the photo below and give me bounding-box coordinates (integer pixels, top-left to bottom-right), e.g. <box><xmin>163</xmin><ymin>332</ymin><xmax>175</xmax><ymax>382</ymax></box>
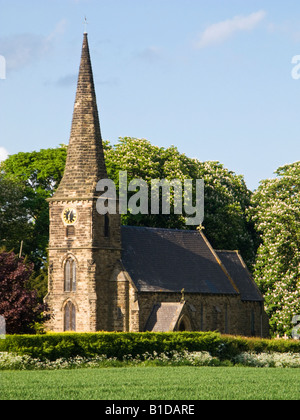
<box><xmin>1</xmin><ymin>366</ymin><xmax>300</xmax><ymax>400</ymax></box>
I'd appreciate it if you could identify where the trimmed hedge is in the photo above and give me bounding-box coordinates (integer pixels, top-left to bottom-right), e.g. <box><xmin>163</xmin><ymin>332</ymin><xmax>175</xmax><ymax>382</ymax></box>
<box><xmin>0</xmin><ymin>332</ymin><xmax>299</xmax><ymax>361</ymax></box>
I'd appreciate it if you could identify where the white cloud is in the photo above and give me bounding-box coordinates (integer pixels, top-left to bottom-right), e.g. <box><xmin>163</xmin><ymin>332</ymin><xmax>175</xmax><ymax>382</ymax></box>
<box><xmin>46</xmin><ymin>19</ymin><xmax>68</xmax><ymax>43</ymax></box>
<box><xmin>135</xmin><ymin>46</ymin><xmax>163</xmax><ymax>62</ymax></box>
<box><xmin>55</xmin><ymin>73</ymin><xmax>78</xmax><ymax>87</ymax></box>
<box><xmin>0</xmin><ymin>147</ymin><xmax>8</xmax><ymax>162</ymax></box>
<box><xmin>0</xmin><ymin>34</ymin><xmax>49</xmax><ymax>72</ymax></box>
<box><xmin>0</xmin><ymin>20</ymin><xmax>67</xmax><ymax>73</ymax></box>
<box><xmin>196</xmin><ymin>10</ymin><xmax>267</xmax><ymax>48</ymax></box>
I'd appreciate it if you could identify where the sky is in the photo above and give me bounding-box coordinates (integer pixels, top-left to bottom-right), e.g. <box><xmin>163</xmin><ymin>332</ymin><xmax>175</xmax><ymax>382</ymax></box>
<box><xmin>0</xmin><ymin>0</ymin><xmax>300</xmax><ymax>191</ymax></box>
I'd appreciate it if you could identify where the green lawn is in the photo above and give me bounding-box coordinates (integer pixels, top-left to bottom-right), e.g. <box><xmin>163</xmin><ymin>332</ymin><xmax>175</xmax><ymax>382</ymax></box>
<box><xmin>1</xmin><ymin>367</ymin><xmax>300</xmax><ymax>400</ymax></box>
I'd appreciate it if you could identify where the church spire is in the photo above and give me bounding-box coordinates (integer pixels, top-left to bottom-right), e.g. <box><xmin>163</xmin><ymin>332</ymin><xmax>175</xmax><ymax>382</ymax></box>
<box><xmin>53</xmin><ymin>33</ymin><xmax>107</xmax><ymax>200</ymax></box>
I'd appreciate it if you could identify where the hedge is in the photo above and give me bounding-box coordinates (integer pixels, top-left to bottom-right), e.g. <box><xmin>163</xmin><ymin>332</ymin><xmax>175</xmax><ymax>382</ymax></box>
<box><xmin>0</xmin><ymin>332</ymin><xmax>299</xmax><ymax>361</ymax></box>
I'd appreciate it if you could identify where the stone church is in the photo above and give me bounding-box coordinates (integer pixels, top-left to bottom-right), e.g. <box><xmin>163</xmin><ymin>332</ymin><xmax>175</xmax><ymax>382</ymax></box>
<box><xmin>45</xmin><ymin>33</ymin><xmax>269</xmax><ymax>337</ymax></box>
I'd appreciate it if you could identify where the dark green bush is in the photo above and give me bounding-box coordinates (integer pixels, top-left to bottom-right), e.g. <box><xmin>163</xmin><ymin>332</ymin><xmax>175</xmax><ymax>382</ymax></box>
<box><xmin>0</xmin><ymin>332</ymin><xmax>299</xmax><ymax>361</ymax></box>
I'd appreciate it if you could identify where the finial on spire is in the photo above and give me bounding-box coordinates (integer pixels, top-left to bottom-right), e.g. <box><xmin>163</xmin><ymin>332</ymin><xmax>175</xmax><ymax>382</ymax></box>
<box><xmin>83</xmin><ymin>16</ymin><xmax>88</xmax><ymax>34</ymax></box>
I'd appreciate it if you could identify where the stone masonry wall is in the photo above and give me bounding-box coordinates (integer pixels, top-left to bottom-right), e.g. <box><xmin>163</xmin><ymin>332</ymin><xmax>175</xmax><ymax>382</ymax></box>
<box><xmin>106</xmin><ymin>266</ymin><xmax>269</xmax><ymax>337</ymax></box>
<box><xmin>45</xmin><ymin>199</ymin><xmax>122</xmax><ymax>332</ymax></box>
<box><xmin>136</xmin><ymin>292</ymin><xmax>269</xmax><ymax>337</ymax></box>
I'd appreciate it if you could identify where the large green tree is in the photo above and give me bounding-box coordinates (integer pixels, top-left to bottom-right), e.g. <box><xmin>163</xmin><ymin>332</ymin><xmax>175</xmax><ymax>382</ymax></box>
<box><xmin>0</xmin><ymin>175</ymin><xmax>31</xmax><ymax>253</ymax></box>
<box><xmin>0</xmin><ymin>146</ymin><xmax>67</xmax><ymax>269</ymax></box>
<box><xmin>105</xmin><ymin>137</ymin><xmax>257</xmax><ymax>266</ymax></box>
<box><xmin>1</xmin><ymin>138</ymin><xmax>257</xmax><ymax>299</ymax></box>
<box><xmin>249</xmin><ymin>161</ymin><xmax>300</xmax><ymax>337</ymax></box>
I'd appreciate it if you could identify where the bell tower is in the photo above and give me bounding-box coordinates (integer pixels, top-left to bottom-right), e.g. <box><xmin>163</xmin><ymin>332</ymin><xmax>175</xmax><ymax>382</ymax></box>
<box><xmin>45</xmin><ymin>33</ymin><xmax>121</xmax><ymax>332</ymax></box>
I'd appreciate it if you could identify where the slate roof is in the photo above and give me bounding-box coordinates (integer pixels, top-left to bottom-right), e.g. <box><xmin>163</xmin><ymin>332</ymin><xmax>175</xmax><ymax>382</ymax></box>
<box><xmin>144</xmin><ymin>302</ymin><xmax>185</xmax><ymax>332</ymax></box>
<box><xmin>216</xmin><ymin>251</ymin><xmax>264</xmax><ymax>302</ymax></box>
<box><xmin>121</xmin><ymin>226</ymin><xmax>239</xmax><ymax>295</ymax></box>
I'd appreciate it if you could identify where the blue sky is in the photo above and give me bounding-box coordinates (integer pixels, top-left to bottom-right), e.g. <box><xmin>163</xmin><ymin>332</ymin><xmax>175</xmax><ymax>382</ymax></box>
<box><xmin>0</xmin><ymin>0</ymin><xmax>300</xmax><ymax>190</ymax></box>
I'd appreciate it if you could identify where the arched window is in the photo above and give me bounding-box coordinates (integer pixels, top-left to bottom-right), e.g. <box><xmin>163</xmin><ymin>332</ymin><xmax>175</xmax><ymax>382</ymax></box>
<box><xmin>64</xmin><ymin>258</ymin><xmax>76</xmax><ymax>292</ymax></box>
<box><xmin>64</xmin><ymin>301</ymin><xmax>76</xmax><ymax>331</ymax></box>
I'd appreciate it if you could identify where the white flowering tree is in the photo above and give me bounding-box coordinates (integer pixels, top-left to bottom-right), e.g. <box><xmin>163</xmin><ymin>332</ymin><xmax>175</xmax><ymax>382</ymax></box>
<box><xmin>250</xmin><ymin>162</ymin><xmax>300</xmax><ymax>337</ymax></box>
<box><xmin>104</xmin><ymin>137</ymin><xmax>257</xmax><ymax>267</ymax></box>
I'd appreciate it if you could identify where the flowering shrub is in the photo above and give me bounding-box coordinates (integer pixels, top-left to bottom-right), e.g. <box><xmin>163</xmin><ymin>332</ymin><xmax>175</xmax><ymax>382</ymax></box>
<box><xmin>124</xmin><ymin>350</ymin><xmax>217</xmax><ymax>367</ymax></box>
<box><xmin>0</xmin><ymin>353</ymin><xmax>121</xmax><ymax>371</ymax></box>
<box><xmin>233</xmin><ymin>352</ymin><xmax>300</xmax><ymax>368</ymax></box>
<box><xmin>0</xmin><ymin>350</ymin><xmax>218</xmax><ymax>370</ymax></box>
<box><xmin>1</xmin><ymin>350</ymin><xmax>300</xmax><ymax>370</ymax></box>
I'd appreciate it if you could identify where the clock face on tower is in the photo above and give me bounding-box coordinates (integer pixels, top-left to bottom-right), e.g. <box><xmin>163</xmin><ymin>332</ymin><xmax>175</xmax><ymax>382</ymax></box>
<box><xmin>62</xmin><ymin>208</ymin><xmax>78</xmax><ymax>225</ymax></box>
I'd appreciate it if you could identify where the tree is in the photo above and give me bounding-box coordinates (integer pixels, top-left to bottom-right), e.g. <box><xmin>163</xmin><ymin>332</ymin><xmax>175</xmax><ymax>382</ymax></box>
<box><xmin>0</xmin><ymin>175</ymin><xmax>31</xmax><ymax>253</ymax></box>
<box><xmin>104</xmin><ymin>137</ymin><xmax>257</xmax><ymax>266</ymax></box>
<box><xmin>249</xmin><ymin>162</ymin><xmax>300</xmax><ymax>337</ymax></box>
<box><xmin>0</xmin><ymin>251</ymin><xmax>47</xmax><ymax>334</ymax></box>
<box><xmin>0</xmin><ymin>146</ymin><xmax>67</xmax><ymax>269</ymax></box>
<box><xmin>193</xmin><ymin>160</ymin><xmax>257</xmax><ymax>266</ymax></box>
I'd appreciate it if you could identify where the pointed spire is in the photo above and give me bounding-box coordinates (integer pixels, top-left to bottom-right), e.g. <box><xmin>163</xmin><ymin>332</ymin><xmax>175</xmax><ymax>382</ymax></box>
<box><xmin>54</xmin><ymin>33</ymin><xmax>107</xmax><ymax>199</ymax></box>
